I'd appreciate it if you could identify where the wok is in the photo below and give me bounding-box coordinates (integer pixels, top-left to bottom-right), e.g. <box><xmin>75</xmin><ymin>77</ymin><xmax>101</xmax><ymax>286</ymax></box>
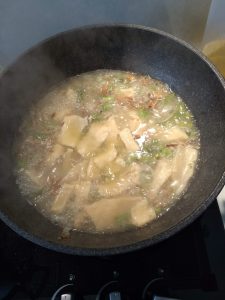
<box><xmin>0</xmin><ymin>25</ymin><xmax>225</xmax><ymax>256</ymax></box>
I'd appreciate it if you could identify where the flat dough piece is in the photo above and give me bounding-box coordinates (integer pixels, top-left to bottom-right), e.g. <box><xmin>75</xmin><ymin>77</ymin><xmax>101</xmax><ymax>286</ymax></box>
<box><xmin>160</xmin><ymin>126</ymin><xmax>188</xmax><ymax>143</ymax></box>
<box><xmin>105</xmin><ymin>116</ymin><xmax>119</xmax><ymax>142</ymax></box>
<box><xmin>85</xmin><ymin>196</ymin><xmax>141</xmax><ymax>230</ymax></box>
<box><xmin>51</xmin><ymin>183</ymin><xmax>74</xmax><ymax>213</ymax></box>
<box><xmin>94</xmin><ymin>143</ymin><xmax>117</xmax><ymax>169</ymax></box>
<box><xmin>47</xmin><ymin>144</ymin><xmax>65</xmax><ymax>164</ymax></box>
<box><xmin>119</xmin><ymin>128</ymin><xmax>139</xmax><ymax>152</ymax></box>
<box><xmin>74</xmin><ymin>181</ymin><xmax>91</xmax><ymax>205</ymax></box>
<box><xmin>172</xmin><ymin>145</ymin><xmax>198</xmax><ymax>195</ymax></box>
<box><xmin>58</xmin><ymin>115</ymin><xmax>88</xmax><ymax>148</ymax></box>
<box><xmin>150</xmin><ymin>159</ymin><xmax>172</xmax><ymax>195</ymax></box>
<box><xmin>127</xmin><ymin>110</ymin><xmax>142</xmax><ymax>132</ymax></box>
<box><xmin>62</xmin><ymin>160</ymin><xmax>88</xmax><ymax>183</ymax></box>
<box><xmin>77</xmin><ymin>122</ymin><xmax>109</xmax><ymax>156</ymax></box>
<box><xmin>98</xmin><ymin>163</ymin><xmax>140</xmax><ymax>197</ymax></box>
<box><xmin>86</xmin><ymin>159</ymin><xmax>100</xmax><ymax>179</ymax></box>
<box><xmin>131</xmin><ymin>199</ymin><xmax>156</xmax><ymax>226</ymax></box>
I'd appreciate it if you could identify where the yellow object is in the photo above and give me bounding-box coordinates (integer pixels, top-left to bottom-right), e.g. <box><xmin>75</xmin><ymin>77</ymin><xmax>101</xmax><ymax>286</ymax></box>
<box><xmin>203</xmin><ymin>39</ymin><xmax>225</xmax><ymax>76</ymax></box>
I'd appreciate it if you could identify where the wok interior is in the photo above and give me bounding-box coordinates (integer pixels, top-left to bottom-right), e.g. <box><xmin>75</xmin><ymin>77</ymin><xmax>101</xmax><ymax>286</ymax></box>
<box><xmin>0</xmin><ymin>26</ymin><xmax>225</xmax><ymax>252</ymax></box>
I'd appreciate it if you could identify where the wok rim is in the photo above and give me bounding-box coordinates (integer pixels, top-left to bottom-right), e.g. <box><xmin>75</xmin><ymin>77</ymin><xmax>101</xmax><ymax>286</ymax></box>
<box><xmin>1</xmin><ymin>23</ymin><xmax>225</xmax><ymax>256</ymax></box>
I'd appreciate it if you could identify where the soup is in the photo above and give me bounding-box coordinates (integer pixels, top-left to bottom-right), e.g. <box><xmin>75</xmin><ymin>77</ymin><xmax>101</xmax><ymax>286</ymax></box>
<box><xmin>15</xmin><ymin>70</ymin><xmax>200</xmax><ymax>233</ymax></box>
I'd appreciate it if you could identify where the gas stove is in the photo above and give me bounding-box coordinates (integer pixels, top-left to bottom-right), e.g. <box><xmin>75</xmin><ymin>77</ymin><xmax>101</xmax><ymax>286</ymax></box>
<box><xmin>0</xmin><ymin>200</ymin><xmax>225</xmax><ymax>300</ymax></box>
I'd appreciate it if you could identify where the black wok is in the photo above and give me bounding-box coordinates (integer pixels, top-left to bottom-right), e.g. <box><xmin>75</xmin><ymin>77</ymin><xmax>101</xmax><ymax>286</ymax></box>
<box><xmin>0</xmin><ymin>25</ymin><xmax>225</xmax><ymax>256</ymax></box>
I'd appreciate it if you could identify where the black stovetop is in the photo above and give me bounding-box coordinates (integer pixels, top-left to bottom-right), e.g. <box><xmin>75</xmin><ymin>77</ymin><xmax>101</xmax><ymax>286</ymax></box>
<box><xmin>1</xmin><ymin>200</ymin><xmax>225</xmax><ymax>300</ymax></box>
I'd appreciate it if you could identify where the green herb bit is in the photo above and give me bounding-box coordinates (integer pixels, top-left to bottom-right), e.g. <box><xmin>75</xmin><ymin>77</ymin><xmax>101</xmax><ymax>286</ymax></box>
<box><xmin>115</xmin><ymin>212</ymin><xmax>131</xmax><ymax>227</ymax></box>
<box><xmin>77</xmin><ymin>89</ymin><xmax>85</xmax><ymax>102</ymax></box>
<box><xmin>144</xmin><ymin>139</ymin><xmax>174</xmax><ymax>159</ymax></box>
<box><xmin>187</xmin><ymin>128</ymin><xmax>198</xmax><ymax>140</ymax></box>
<box><xmin>100</xmin><ymin>96</ymin><xmax>114</xmax><ymax>112</ymax></box>
<box><xmin>33</xmin><ymin>131</ymin><xmax>49</xmax><ymax>141</ymax></box>
<box><xmin>139</xmin><ymin>153</ymin><xmax>155</xmax><ymax>164</ymax></box>
<box><xmin>137</xmin><ymin>108</ymin><xmax>150</xmax><ymax>119</ymax></box>
<box><xmin>164</xmin><ymin>93</ymin><xmax>177</xmax><ymax>103</ymax></box>
<box><xmin>92</xmin><ymin>112</ymin><xmax>103</xmax><ymax>122</ymax></box>
<box><xmin>102</xmin><ymin>96</ymin><xmax>113</xmax><ymax>101</ymax></box>
<box><xmin>155</xmin><ymin>206</ymin><xmax>163</xmax><ymax>215</ymax></box>
<box><xmin>143</xmin><ymin>139</ymin><xmax>161</xmax><ymax>152</ymax></box>
<box><xmin>127</xmin><ymin>152</ymin><xmax>154</xmax><ymax>164</ymax></box>
<box><xmin>126</xmin><ymin>152</ymin><xmax>140</xmax><ymax>163</ymax></box>
<box><xmin>174</xmin><ymin>103</ymin><xmax>192</xmax><ymax>120</ymax></box>
<box><xmin>101</xmin><ymin>102</ymin><xmax>113</xmax><ymax>112</ymax></box>
<box><xmin>159</xmin><ymin>147</ymin><xmax>173</xmax><ymax>158</ymax></box>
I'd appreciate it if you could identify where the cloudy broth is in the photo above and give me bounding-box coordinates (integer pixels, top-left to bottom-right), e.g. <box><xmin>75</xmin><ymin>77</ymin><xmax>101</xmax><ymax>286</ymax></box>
<box><xmin>15</xmin><ymin>70</ymin><xmax>200</xmax><ymax>233</ymax></box>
